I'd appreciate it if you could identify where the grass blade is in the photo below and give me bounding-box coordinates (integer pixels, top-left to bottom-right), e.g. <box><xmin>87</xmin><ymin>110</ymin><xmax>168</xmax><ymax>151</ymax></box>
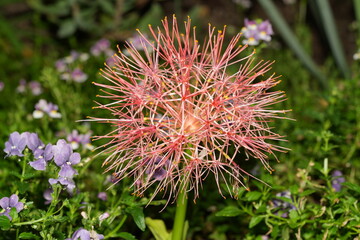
<box><xmin>314</xmin><ymin>0</ymin><xmax>350</xmax><ymax>78</ymax></box>
<box><xmin>257</xmin><ymin>0</ymin><xmax>327</xmax><ymax>88</ymax></box>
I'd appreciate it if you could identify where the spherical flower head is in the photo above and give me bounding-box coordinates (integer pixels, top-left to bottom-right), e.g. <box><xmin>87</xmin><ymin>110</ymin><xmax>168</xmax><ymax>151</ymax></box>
<box><xmin>92</xmin><ymin>16</ymin><xmax>288</xmax><ymax>203</ymax></box>
<box><xmin>0</xmin><ymin>194</ymin><xmax>24</xmax><ymax>220</ymax></box>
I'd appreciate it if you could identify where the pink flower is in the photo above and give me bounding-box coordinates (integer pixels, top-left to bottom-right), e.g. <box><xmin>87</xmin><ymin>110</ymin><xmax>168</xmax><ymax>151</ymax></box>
<box><xmin>91</xmin><ymin>16</ymin><xmax>288</xmax><ymax>203</ymax></box>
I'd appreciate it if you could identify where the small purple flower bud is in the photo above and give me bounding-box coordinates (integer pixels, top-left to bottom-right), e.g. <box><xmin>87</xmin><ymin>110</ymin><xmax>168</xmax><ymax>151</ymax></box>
<box><xmin>331</xmin><ymin>170</ymin><xmax>345</xmax><ymax>192</ymax></box>
<box><xmin>99</xmin><ymin>212</ymin><xmax>110</xmax><ymax>221</ymax></box>
<box><xmin>43</xmin><ymin>188</ymin><xmax>53</xmax><ymax>205</ymax></box>
<box><xmin>97</xmin><ymin>192</ymin><xmax>107</xmax><ymax>201</ymax></box>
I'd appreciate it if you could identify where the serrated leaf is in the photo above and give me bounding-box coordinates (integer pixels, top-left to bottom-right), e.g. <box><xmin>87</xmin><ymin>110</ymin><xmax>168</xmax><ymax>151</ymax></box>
<box><xmin>145</xmin><ymin>217</ymin><xmax>170</xmax><ymax>240</ymax></box>
<box><xmin>126</xmin><ymin>206</ymin><xmax>145</xmax><ymax>231</ymax></box>
<box><xmin>245</xmin><ymin>191</ymin><xmax>262</xmax><ymax>201</ymax></box>
<box><xmin>19</xmin><ymin>232</ymin><xmax>40</xmax><ymax>239</ymax></box>
<box><xmin>249</xmin><ymin>215</ymin><xmax>264</xmax><ymax>228</ymax></box>
<box><xmin>215</xmin><ymin>206</ymin><xmax>242</xmax><ymax>217</ymax></box>
<box><xmin>0</xmin><ymin>216</ymin><xmax>11</xmax><ymax>230</ymax></box>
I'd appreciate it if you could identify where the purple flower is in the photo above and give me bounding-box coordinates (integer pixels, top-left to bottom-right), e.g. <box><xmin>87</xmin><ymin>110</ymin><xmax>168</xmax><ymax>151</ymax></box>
<box><xmin>145</xmin><ymin>156</ymin><xmax>168</xmax><ymax>181</ymax></box>
<box><xmin>97</xmin><ymin>192</ymin><xmax>107</xmax><ymax>201</ymax></box>
<box><xmin>53</xmin><ymin>139</ymin><xmax>81</xmax><ymax>177</ymax></box>
<box><xmin>49</xmin><ymin>176</ymin><xmax>76</xmax><ymax>193</ymax></box>
<box><xmin>241</xmin><ymin>18</ymin><xmax>274</xmax><ymax>46</ymax></box>
<box><xmin>43</xmin><ymin>188</ymin><xmax>53</xmax><ymax>205</ymax></box>
<box><xmin>272</xmin><ymin>190</ymin><xmax>296</xmax><ymax>218</ymax></box>
<box><xmin>67</xmin><ymin>130</ymin><xmax>93</xmax><ymax>150</ymax></box>
<box><xmin>28</xmin><ymin>81</ymin><xmax>42</xmax><ymax>96</ymax></box>
<box><xmin>67</xmin><ymin>130</ymin><xmax>82</xmax><ymax>150</ymax></box>
<box><xmin>29</xmin><ymin>144</ymin><xmax>54</xmax><ymax>170</ymax></box>
<box><xmin>71</xmin><ymin>68</ymin><xmax>88</xmax><ymax>83</ymax></box>
<box><xmin>24</xmin><ymin>132</ymin><xmax>44</xmax><ymax>152</ymax></box>
<box><xmin>331</xmin><ymin>170</ymin><xmax>345</xmax><ymax>192</ymax></box>
<box><xmin>66</xmin><ymin>228</ymin><xmax>104</xmax><ymax>240</ymax></box>
<box><xmin>33</xmin><ymin>99</ymin><xmax>62</xmax><ymax>119</ymax></box>
<box><xmin>0</xmin><ymin>82</ymin><xmax>4</xmax><ymax>91</ymax></box>
<box><xmin>99</xmin><ymin>212</ymin><xmax>110</xmax><ymax>221</ymax></box>
<box><xmin>4</xmin><ymin>132</ymin><xmax>28</xmax><ymax>157</ymax></box>
<box><xmin>257</xmin><ymin>20</ymin><xmax>274</xmax><ymax>42</ymax></box>
<box><xmin>0</xmin><ymin>194</ymin><xmax>24</xmax><ymax>220</ymax></box>
<box><xmin>90</xmin><ymin>39</ymin><xmax>111</xmax><ymax>56</ymax></box>
<box><xmin>55</xmin><ymin>59</ymin><xmax>67</xmax><ymax>72</ymax></box>
<box><xmin>16</xmin><ymin>79</ymin><xmax>27</xmax><ymax>93</ymax></box>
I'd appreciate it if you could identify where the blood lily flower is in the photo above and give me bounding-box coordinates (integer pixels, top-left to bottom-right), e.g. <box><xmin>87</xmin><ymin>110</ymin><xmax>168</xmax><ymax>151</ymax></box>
<box><xmin>91</xmin><ymin>16</ymin><xmax>288</xmax><ymax>203</ymax></box>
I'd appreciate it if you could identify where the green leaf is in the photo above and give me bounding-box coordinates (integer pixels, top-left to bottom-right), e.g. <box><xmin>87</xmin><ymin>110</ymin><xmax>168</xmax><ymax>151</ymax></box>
<box><xmin>58</xmin><ymin>19</ymin><xmax>77</xmax><ymax>38</ymax></box>
<box><xmin>19</xmin><ymin>232</ymin><xmax>40</xmax><ymax>239</ymax></box>
<box><xmin>299</xmin><ymin>190</ymin><xmax>316</xmax><ymax>197</ymax></box>
<box><xmin>343</xmin><ymin>182</ymin><xmax>360</xmax><ymax>193</ymax></box>
<box><xmin>249</xmin><ymin>215</ymin><xmax>264</xmax><ymax>228</ymax></box>
<box><xmin>114</xmin><ymin>232</ymin><xmax>137</xmax><ymax>240</ymax></box>
<box><xmin>126</xmin><ymin>206</ymin><xmax>146</xmax><ymax>231</ymax></box>
<box><xmin>215</xmin><ymin>206</ymin><xmax>242</xmax><ymax>217</ymax></box>
<box><xmin>289</xmin><ymin>210</ymin><xmax>299</xmax><ymax>219</ymax></box>
<box><xmin>245</xmin><ymin>191</ymin><xmax>262</xmax><ymax>201</ymax></box>
<box><xmin>0</xmin><ymin>216</ymin><xmax>11</xmax><ymax>230</ymax></box>
<box><xmin>145</xmin><ymin>217</ymin><xmax>170</xmax><ymax>240</ymax></box>
<box><xmin>15</xmin><ymin>181</ymin><xmax>30</xmax><ymax>194</ymax></box>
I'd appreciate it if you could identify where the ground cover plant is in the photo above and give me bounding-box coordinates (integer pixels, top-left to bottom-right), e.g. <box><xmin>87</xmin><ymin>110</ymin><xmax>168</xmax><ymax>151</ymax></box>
<box><xmin>1</xmin><ymin>0</ymin><xmax>360</xmax><ymax>239</ymax></box>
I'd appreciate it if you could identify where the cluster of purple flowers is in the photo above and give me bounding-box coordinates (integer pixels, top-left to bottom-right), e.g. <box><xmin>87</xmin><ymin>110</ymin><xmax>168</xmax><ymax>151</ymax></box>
<box><xmin>271</xmin><ymin>190</ymin><xmax>296</xmax><ymax>218</ymax></box>
<box><xmin>66</xmin><ymin>130</ymin><xmax>93</xmax><ymax>150</ymax></box>
<box><xmin>33</xmin><ymin>99</ymin><xmax>62</xmax><ymax>119</ymax></box>
<box><xmin>0</xmin><ymin>194</ymin><xmax>24</xmax><ymax>220</ymax></box>
<box><xmin>55</xmin><ymin>50</ymin><xmax>89</xmax><ymax>83</ymax></box>
<box><xmin>16</xmin><ymin>79</ymin><xmax>43</xmax><ymax>96</ymax></box>
<box><xmin>4</xmin><ymin>132</ymin><xmax>81</xmax><ymax>194</ymax></box>
<box><xmin>331</xmin><ymin>170</ymin><xmax>345</xmax><ymax>192</ymax></box>
<box><xmin>241</xmin><ymin>18</ymin><xmax>274</xmax><ymax>46</ymax></box>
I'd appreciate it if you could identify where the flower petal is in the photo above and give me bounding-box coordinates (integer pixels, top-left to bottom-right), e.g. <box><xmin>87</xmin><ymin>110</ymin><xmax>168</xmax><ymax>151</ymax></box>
<box><xmin>0</xmin><ymin>197</ymin><xmax>10</xmax><ymax>209</ymax></box>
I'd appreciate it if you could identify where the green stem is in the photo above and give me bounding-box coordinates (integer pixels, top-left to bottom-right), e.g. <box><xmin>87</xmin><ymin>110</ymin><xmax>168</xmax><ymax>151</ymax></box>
<box><xmin>105</xmin><ymin>215</ymin><xmax>127</xmax><ymax>238</ymax></box>
<box><xmin>171</xmin><ymin>189</ymin><xmax>188</xmax><ymax>240</ymax></box>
